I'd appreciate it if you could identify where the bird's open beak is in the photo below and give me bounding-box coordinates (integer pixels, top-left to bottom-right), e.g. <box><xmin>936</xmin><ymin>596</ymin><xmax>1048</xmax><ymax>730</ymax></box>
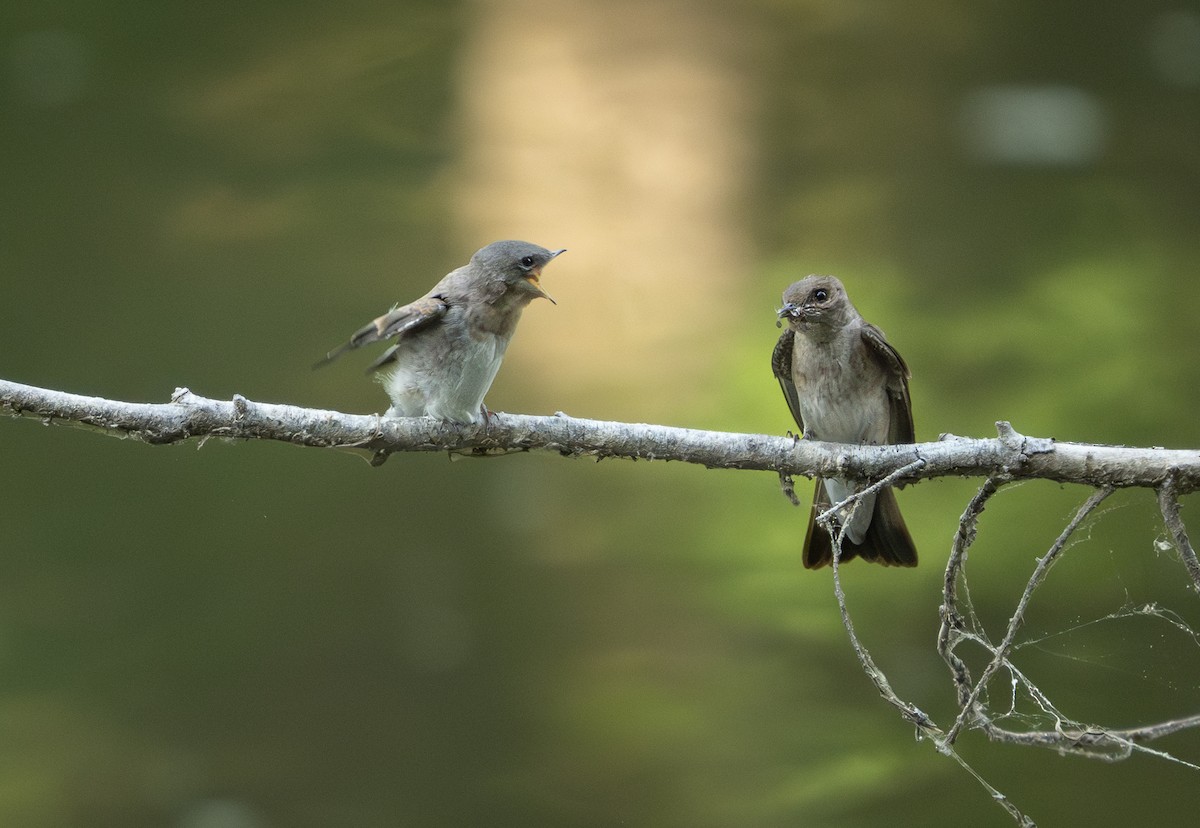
<box><xmin>526</xmin><ymin>248</ymin><xmax>566</xmax><ymax>304</ymax></box>
<box><xmin>777</xmin><ymin>302</ymin><xmax>800</xmax><ymax>319</ymax></box>
<box><xmin>525</xmin><ymin>274</ymin><xmax>555</xmax><ymax>304</ymax></box>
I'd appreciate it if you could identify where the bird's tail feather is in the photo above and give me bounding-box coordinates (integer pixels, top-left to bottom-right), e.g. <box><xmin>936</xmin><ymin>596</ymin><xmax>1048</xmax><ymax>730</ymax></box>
<box><xmin>802</xmin><ymin>481</ymin><xmax>917</xmax><ymax>569</ymax></box>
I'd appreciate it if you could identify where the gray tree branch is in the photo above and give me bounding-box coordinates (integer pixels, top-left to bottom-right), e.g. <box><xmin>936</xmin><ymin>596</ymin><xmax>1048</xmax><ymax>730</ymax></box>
<box><xmin>2</xmin><ymin>379</ymin><xmax>1199</xmax><ymax>489</ymax></box>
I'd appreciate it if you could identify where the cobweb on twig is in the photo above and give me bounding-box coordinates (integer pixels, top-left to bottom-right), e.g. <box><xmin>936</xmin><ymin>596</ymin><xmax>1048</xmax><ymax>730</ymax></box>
<box><xmin>825</xmin><ymin>474</ymin><xmax>1200</xmax><ymax>827</ymax></box>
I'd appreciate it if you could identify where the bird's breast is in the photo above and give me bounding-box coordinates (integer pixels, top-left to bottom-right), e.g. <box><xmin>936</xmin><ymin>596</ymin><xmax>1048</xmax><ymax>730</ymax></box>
<box><xmin>467</xmin><ymin>296</ymin><xmax>527</xmax><ymax>339</ymax></box>
<box><xmin>792</xmin><ymin>337</ymin><xmax>890</xmax><ymax>444</ymax></box>
<box><xmin>382</xmin><ymin>324</ymin><xmax>509</xmax><ymax>423</ymax></box>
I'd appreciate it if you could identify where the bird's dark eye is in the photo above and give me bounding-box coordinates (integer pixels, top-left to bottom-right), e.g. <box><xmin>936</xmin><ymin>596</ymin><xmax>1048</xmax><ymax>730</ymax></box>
<box><xmin>519</xmin><ymin>255</ymin><xmax>536</xmax><ymax>269</ymax></box>
<box><xmin>813</xmin><ymin>289</ymin><xmax>829</xmax><ymax>302</ymax></box>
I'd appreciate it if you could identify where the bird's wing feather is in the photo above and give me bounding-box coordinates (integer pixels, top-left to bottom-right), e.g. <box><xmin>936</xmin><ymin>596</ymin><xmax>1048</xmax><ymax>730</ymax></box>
<box><xmin>860</xmin><ymin>323</ymin><xmax>914</xmax><ymax>443</ymax></box>
<box><xmin>313</xmin><ymin>296</ymin><xmax>448</xmax><ymax>370</ymax></box>
<box><xmin>771</xmin><ymin>329</ymin><xmax>805</xmax><ymax>433</ymax></box>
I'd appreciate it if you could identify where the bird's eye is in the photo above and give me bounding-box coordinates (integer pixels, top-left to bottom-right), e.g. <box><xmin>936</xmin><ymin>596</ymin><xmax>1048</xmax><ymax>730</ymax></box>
<box><xmin>519</xmin><ymin>255</ymin><xmax>536</xmax><ymax>269</ymax></box>
<box><xmin>813</xmin><ymin>289</ymin><xmax>829</xmax><ymax>302</ymax></box>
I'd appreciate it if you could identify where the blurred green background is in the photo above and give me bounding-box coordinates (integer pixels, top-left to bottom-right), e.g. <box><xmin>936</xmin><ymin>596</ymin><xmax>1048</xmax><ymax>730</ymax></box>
<box><xmin>3</xmin><ymin>1</ymin><xmax>1200</xmax><ymax>826</ymax></box>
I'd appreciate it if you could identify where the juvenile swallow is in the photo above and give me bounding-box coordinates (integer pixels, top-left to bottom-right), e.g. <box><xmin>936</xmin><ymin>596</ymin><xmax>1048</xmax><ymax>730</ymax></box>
<box><xmin>316</xmin><ymin>240</ymin><xmax>565</xmax><ymax>423</ymax></box>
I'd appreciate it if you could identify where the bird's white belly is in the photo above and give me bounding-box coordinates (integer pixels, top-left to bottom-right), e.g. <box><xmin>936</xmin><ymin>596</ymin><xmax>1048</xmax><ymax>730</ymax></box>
<box><xmin>383</xmin><ymin>335</ymin><xmax>506</xmax><ymax>424</ymax></box>
<box><xmin>802</xmin><ymin>402</ymin><xmax>875</xmax><ymax>445</ymax></box>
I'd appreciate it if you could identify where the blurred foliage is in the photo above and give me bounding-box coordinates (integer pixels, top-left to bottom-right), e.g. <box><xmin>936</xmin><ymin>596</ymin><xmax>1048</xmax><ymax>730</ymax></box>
<box><xmin>1</xmin><ymin>1</ymin><xmax>1199</xmax><ymax>826</ymax></box>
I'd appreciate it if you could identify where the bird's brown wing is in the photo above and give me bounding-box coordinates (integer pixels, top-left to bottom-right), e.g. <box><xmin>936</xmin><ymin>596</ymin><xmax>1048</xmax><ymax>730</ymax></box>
<box><xmin>771</xmin><ymin>329</ymin><xmax>805</xmax><ymax>434</ymax></box>
<box><xmin>313</xmin><ymin>296</ymin><xmax>448</xmax><ymax>371</ymax></box>
<box><xmin>860</xmin><ymin>323</ymin><xmax>914</xmax><ymax>444</ymax></box>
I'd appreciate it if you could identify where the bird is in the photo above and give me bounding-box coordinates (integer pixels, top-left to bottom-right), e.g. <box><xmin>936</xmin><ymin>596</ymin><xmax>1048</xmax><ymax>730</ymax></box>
<box><xmin>771</xmin><ymin>274</ymin><xmax>918</xmax><ymax>568</ymax></box>
<box><xmin>315</xmin><ymin>240</ymin><xmax>565</xmax><ymax>424</ymax></box>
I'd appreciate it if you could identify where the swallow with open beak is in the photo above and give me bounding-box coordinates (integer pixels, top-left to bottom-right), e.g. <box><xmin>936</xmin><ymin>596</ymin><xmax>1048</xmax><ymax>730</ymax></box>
<box><xmin>316</xmin><ymin>240</ymin><xmax>565</xmax><ymax>423</ymax></box>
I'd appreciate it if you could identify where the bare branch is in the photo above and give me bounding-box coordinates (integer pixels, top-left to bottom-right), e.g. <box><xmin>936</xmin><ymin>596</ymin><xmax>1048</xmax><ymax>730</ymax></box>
<box><xmin>944</xmin><ymin>487</ymin><xmax>1114</xmax><ymax>746</ymax></box>
<box><xmin>3</xmin><ymin>379</ymin><xmax>1199</xmax><ymax>491</ymax></box>
<box><xmin>829</xmin><ymin>479</ymin><xmax>1035</xmax><ymax>828</ymax></box>
<box><xmin>1158</xmin><ymin>472</ymin><xmax>1200</xmax><ymax>591</ymax></box>
<box><xmin>829</xmin><ymin>540</ymin><xmax>941</xmax><ymax>738</ymax></box>
<box><xmin>929</xmin><ymin>479</ymin><xmax>1200</xmax><ymax>815</ymax></box>
<box><xmin>939</xmin><ymin>477</ymin><xmax>1005</xmax><ymax>711</ymax></box>
<box><xmin>978</xmin><ymin>710</ymin><xmax>1200</xmax><ymax>768</ymax></box>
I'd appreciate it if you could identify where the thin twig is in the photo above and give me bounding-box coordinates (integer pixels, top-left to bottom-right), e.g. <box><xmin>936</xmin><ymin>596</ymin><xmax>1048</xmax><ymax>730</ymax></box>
<box><xmin>980</xmin><ymin>710</ymin><xmax>1200</xmax><ymax>767</ymax></box>
<box><xmin>938</xmin><ymin>477</ymin><xmax>1004</xmax><ymax>713</ymax></box>
<box><xmin>829</xmin><ymin>501</ymin><xmax>1037</xmax><ymax>828</ymax></box>
<box><xmin>944</xmin><ymin>487</ymin><xmax>1115</xmax><ymax>745</ymax></box>
<box><xmin>815</xmin><ymin>457</ymin><xmax>927</xmax><ymax>525</ymax></box>
<box><xmin>1159</xmin><ymin>472</ymin><xmax>1200</xmax><ymax>591</ymax></box>
<box><xmin>829</xmin><ymin>542</ymin><xmax>941</xmax><ymax>736</ymax></box>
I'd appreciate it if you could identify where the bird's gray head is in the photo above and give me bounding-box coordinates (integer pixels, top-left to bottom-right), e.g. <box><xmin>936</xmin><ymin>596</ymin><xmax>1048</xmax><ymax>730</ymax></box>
<box><xmin>776</xmin><ymin>274</ymin><xmax>853</xmax><ymax>331</ymax></box>
<box><xmin>472</xmin><ymin>240</ymin><xmax>566</xmax><ymax>305</ymax></box>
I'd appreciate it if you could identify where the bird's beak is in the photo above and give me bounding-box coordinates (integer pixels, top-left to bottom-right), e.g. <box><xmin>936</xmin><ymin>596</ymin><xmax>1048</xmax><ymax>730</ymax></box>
<box><xmin>526</xmin><ymin>248</ymin><xmax>566</xmax><ymax>304</ymax></box>
<box><xmin>777</xmin><ymin>302</ymin><xmax>800</xmax><ymax>319</ymax></box>
<box><xmin>525</xmin><ymin>274</ymin><xmax>556</xmax><ymax>304</ymax></box>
